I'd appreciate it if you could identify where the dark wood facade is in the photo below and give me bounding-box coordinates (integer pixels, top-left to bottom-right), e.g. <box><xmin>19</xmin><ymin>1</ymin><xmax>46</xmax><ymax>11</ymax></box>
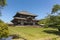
<box><xmin>11</xmin><ymin>11</ymin><xmax>39</xmax><ymax>25</ymax></box>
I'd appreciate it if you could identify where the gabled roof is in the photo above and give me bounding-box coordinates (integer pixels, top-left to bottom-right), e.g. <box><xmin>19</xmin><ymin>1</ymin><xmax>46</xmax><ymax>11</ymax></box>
<box><xmin>17</xmin><ymin>11</ymin><xmax>37</xmax><ymax>16</ymax></box>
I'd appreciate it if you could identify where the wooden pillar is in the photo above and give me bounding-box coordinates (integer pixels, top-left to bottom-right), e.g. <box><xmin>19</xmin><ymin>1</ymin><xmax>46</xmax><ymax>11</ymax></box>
<box><xmin>33</xmin><ymin>22</ymin><xmax>35</xmax><ymax>25</ymax></box>
<box><xmin>14</xmin><ymin>22</ymin><xmax>17</xmax><ymax>25</ymax></box>
<box><xmin>21</xmin><ymin>21</ymin><xmax>24</xmax><ymax>25</ymax></box>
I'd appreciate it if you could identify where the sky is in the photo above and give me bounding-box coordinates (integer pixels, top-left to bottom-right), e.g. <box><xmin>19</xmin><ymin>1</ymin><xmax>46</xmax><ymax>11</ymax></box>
<box><xmin>0</xmin><ymin>0</ymin><xmax>60</xmax><ymax>23</ymax></box>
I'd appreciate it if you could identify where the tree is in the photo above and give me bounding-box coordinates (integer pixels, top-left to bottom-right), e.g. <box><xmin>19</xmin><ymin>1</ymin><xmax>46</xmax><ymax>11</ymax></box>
<box><xmin>0</xmin><ymin>0</ymin><xmax>6</xmax><ymax>16</ymax></box>
<box><xmin>0</xmin><ymin>0</ymin><xmax>6</xmax><ymax>7</ymax></box>
<box><xmin>0</xmin><ymin>0</ymin><xmax>9</xmax><ymax>39</ymax></box>
<box><xmin>51</xmin><ymin>4</ymin><xmax>60</xmax><ymax>14</ymax></box>
<box><xmin>51</xmin><ymin>4</ymin><xmax>60</xmax><ymax>31</ymax></box>
<box><xmin>38</xmin><ymin>19</ymin><xmax>46</xmax><ymax>24</ymax></box>
<box><xmin>46</xmin><ymin>4</ymin><xmax>60</xmax><ymax>31</ymax></box>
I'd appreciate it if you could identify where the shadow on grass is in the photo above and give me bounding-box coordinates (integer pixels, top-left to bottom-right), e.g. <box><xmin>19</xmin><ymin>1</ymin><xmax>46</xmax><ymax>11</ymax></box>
<box><xmin>9</xmin><ymin>34</ymin><xmax>27</xmax><ymax>40</ymax></box>
<box><xmin>43</xmin><ymin>30</ymin><xmax>60</xmax><ymax>36</ymax></box>
<box><xmin>20</xmin><ymin>37</ymin><xmax>27</xmax><ymax>40</ymax></box>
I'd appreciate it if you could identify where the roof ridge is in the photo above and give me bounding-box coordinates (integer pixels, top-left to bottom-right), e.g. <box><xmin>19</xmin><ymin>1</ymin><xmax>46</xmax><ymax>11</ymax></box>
<box><xmin>17</xmin><ymin>11</ymin><xmax>37</xmax><ymax>16</ymax></box>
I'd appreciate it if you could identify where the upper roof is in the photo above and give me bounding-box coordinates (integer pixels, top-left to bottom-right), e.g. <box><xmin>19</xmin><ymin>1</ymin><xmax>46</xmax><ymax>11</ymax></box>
<box><xmin>17</xmin><ymin>11</ymin><xmax>37</xmax><ymax>16</ymax></box>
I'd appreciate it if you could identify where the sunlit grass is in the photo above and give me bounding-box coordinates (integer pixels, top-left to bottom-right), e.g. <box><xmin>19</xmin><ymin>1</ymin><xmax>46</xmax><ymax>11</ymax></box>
<box><xmin>8</xmin><ymin>26</ymin><xmax>60</xmax><ymax>40</ymax></box>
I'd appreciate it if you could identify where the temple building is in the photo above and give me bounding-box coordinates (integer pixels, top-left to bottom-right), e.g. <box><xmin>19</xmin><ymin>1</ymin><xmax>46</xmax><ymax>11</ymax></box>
<box><xmin>11</xmin><ymin>11</ymin><xmax>39</xmax><ymax>25</ymax></box>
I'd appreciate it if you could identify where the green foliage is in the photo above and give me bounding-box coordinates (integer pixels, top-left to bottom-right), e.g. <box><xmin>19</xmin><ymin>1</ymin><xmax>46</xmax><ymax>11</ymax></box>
<box><xmin>38</xmin><ymin>4</ymin><xmax>60</xmax><ymax>28</ymax></box>
<box><xmin>51</xmin><ymin>4</ymin><xmax>60</xmax><ymax>14</ymax></box>
<box><xmin>42</xmin><ymin>4</ymin><xmax>60</xmax><ymax>28</ymax></box>
<box><xmin>45</xmin><ymin>15</ymin><xmax>60</xmax><ymax>28</ymax></box>
<box><xmin>0</xmin><ymin>0</ymin><xmax>6</xmax><ymax>17</ymax></box>
<box><xmin>38</xmin><ymin>19</ymin><xmax>46</xmax><ymax>24</ymax></box>
<box><xmin>0</xmin><ymin>0</ymin><xmax>7</xmax><ymax>38</ymax></box>
<box><xmin>39</xmin><ymin>14</ymin><xmax>60</xmax><ymax>28</ymax></box>
<box><xmin>51</xmin><ymin>4</ymin><xmax>60</xmax><ymax>31</ymax></box>
<box><xmin>0</xmin><ymin>20</ymin><xmax>9</xmax><ymax>38</ymax></box>
<box><xmin>0</xmin><ymin>0</ymin><xmax>6</xmax><ymax>7</ymax></box>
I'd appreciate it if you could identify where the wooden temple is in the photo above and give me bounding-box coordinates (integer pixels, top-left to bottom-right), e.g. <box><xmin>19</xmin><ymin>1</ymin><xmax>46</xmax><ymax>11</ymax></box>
<box><xmin>11</xmin><ymin>11</ymin><xmax>39</xmax><ymax>25</ymax></box>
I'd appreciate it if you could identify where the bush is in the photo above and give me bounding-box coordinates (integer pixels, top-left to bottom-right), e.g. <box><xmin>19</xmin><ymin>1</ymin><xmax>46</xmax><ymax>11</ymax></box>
<box><xmin>0</xmin><ymin>22</ymin><xmax>9</xmax><ymax>38</ymax></box>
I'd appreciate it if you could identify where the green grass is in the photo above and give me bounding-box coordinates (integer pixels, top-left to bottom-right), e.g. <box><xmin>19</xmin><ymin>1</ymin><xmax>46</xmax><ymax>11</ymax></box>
<box><xmin>8</xmin><ymin>26</ymin><xmax>60</xmax><ymax>40</ymax></box>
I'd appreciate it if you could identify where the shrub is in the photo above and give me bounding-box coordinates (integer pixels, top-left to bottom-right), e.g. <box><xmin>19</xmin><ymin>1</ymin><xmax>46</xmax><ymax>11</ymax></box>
<box><xmin>0</xmin><ymin>22</ymin><xmax>9</xmax><ymax>38</ymax></box>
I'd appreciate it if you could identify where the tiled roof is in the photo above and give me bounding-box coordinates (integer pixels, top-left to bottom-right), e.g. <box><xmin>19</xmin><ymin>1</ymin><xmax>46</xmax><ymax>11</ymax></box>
<box><xmin>17</xmin><ymin>11</ymin><xmax>37</xmax><ymax>16</ymax></box>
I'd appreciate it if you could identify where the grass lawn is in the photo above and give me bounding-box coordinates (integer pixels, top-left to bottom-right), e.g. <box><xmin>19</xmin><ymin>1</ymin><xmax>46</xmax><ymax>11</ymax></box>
<box><xmin>8</xmin><ymin>26</ymin><xmax>60</xmax><ymax>40</ymax></box>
